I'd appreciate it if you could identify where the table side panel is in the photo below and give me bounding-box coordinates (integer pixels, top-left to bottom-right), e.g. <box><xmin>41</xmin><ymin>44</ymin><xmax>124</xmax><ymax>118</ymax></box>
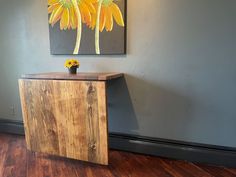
<box><xmin>18</xmin><ymin>79</ymin><xmax>108</xmax><ymax>165</ymax></box>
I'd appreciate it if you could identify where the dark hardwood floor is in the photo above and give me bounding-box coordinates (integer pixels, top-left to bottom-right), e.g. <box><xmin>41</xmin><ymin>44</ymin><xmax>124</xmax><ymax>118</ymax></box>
<box><xmin>0</xmin><ymin>133</ymin><xmax>235</xmax><ymax>177</ymax></box>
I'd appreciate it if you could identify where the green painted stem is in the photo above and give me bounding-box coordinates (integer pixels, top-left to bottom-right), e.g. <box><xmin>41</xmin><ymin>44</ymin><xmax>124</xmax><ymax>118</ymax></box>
<box><xmin>72</xmin><ymin>0</ymin><xmax>82</xmax><ymax>54</ymax></box>
<box><xmin>95</xmin><ymin>0</ymin><xmax>103</xmax><ymax>55</ymax></box>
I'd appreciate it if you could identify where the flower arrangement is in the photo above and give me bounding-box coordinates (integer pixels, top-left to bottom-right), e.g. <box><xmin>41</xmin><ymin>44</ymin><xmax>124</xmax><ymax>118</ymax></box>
<box><xmin>64</xmin><ymin>59</ymin><xmax>80</xmax><ymax>74</ymax></box>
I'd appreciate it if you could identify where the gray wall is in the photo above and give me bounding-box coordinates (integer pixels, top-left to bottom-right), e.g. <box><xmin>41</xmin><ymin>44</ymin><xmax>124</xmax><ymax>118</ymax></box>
<box><xmin>0</xmin><ymin>0</ymin><xmax>236</xmax><ymax>147</ymax></box>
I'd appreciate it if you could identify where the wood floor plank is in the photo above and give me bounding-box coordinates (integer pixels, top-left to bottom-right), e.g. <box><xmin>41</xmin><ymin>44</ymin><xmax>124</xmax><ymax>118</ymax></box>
<box><xmin>132</xmin><ymin>153</ymin><xmax>173</xmax><ymax>177</ymax></box>
<box><xmin>27</xmin><ymin>150</ymin><xmax>54</xmax><ymax>177</ymax></box>
<box><xmin>224</xmin><ymin>168</ymin><xmax>236</xmax><ymax>176</ymax></box>
<box><xmin>36</xmin><ymin>153</ymin><xmax>53</xmax><ymax>177</ymax></box>
<box><xmin>26</xmin><ymin>151</ymin><xmax>37</xmax><ymax>177</ymax></box>
<box><xmin>197</xmin><ymin>164</ymin><xmax>236</xmax><ymax>177</ymax></box>
<box><xmin>59</xmin><ymin>158</ymin><xmax>88</xmax><ymax>177</ymax></box>
<box><xmin>2</xmin><ymin>136</ymin><xmax>27</xmax><ymax>177</ymax></box>
<box><xmin>157</xmin><ymin>158</ymin><xmax>194</xmax><ymax>177</ymax></box>
<box><xmin>119</xmin><ymin>152</ymin><xmax>153</xmax><ymax>177</ymax></box>
<box><xmin>0</xmin><ymin>135</ymin><xmax>10</xmax><ymax>177</ymax></box>
<box><xmin>84</xmin><ymin>164</ymin><xmax>114</xmax><ymax>177</ymax></box>
<box><xmin>139</xmin><ymin>156</ymin><xmax>172</xmax><ymax>177</ymax></box>
<box><xmin>172</xmin><ymin>161</ymin><xmax>213</xmax><ymax>177</ymax></box>
<box><xmin>70</xmin><ymin>161</ymin><xmax>88</xmax><ymax>177</ymax></box>
<box><xmin>108</xmin><ymin>151</ymin><xmax>140</xmax><ymax>177</ymax></box>
<box><xmin>0</xmin><ymin>134</ymin><xmax>236</xmax><ymax>177</ymax></box>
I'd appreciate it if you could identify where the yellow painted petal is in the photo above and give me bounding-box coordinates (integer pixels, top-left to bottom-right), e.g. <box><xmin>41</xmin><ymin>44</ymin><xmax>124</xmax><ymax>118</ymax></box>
<box><xmin>89</xmin><ymin>3</ymin><xmax>97</xmax><ymax>29</ymax></box>
<box><xmin>48</xmin><ymin>0</ymin><xmax>58</xmax><ymax>6</ymax></box>
<box><xmin>85</xmin><ymin>2</ymin><xmax>96</xmax><ymax>14</ymax></box>
<box><xmin>48</xmin><ymin>3</ymin><xmax>60</xmax><ymax>14</ymax></box>
<box><xmin>110</xmin><ymin>3</ymin><xmax>124</xmax><ymax>27</ymax></box>
<box><xmin>60</xmin><ymin>8</ymin><xmax>70</xmax><ymax>30</ymax></box>
<box><xmin>68</xmin><ymin>23</ymin><xmax>71</xmax><ymax>30</ymax></box>
<box><xmin>89</xmin><ymin>11</ymin><xmax>96</xmax><ymax>29</ymax></box>
<box><xmin>88</xmin><ymin>0</ymin><xmax>98</xmax><ymax>3</ymax></box>
<box><xmin>83</xmin><ymin>0</ymin><xmax>97</xmax><ymax>4</ymax></box>
<box><xmin>51</xmin><ymin>5</ymin><xmax>64</xmax><ymax>26</ymax></box>
<box><xmin>49</xmin><ymin>6</ymin><xmax>61</xmax><ymax>25</ymax></box>
<box><xmin>105</xmin><ymin>7</ymin><xmax>113</xmax><ymax>31</ymax></box>
<box><xmin>99</xmin><ymin>7</ymin><xmax>106</xmax><ymax>32</ymax></box>
<box><xmin>69</xmin><ymin>7</ymin><xmax>77</xmax><ymax>29</ymax></box>
<box><xmin>49</xmin><ymin>9</ymin><xmax>56</xmax><ymax>24</ymax></box>
<box><xmin>79</xmin><ymin>3</ymin><xmax>91</xmax><ymax>24</ymax></box>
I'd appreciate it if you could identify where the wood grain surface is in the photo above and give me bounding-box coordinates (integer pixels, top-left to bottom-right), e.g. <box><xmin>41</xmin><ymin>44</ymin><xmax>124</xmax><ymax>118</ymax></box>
<box><xmin>1</xmin><ymin>133</ymin><xmax>236</xmax><ymax>177</ymax></box>
<box><xmin>19</xmin><ymin>79</ymin><xmax>108</xmax><ymax>165</ymax></box>
<box><xmin>21</xmin><ymin>72</ymin><xmax>123</xmax><ymax>81</ymax></box>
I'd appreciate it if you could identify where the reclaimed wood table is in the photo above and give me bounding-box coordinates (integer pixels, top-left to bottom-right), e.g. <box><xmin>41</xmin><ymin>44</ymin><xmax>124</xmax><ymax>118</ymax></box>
<box><xmin>18</xmin><ymin>72</ymin><xmax>123</xmax><ymax>165</ymax></box>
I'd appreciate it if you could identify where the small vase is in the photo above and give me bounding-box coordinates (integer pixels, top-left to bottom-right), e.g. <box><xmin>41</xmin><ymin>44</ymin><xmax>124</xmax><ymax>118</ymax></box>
<box><xmin>68</xmin><ymin>66</ymin><xmax>78</xmax><ymax>74</ymax></box>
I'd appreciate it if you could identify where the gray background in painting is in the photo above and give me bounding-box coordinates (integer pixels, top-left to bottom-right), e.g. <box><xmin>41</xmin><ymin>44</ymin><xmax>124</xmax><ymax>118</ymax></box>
<box><xmin>0</xmin><ymin>0</ymin><xmax>236</xmax><ymax>148</ymax></box>
<box><xmin>49</xmin><ymin>1</ymin><xmax>126</xmax><ymax>55</ymax></box>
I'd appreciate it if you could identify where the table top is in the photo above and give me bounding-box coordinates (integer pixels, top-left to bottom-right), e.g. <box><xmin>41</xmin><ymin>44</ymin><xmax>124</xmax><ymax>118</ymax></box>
<box><xmin>21</xmin><ymin>72</ymin><xmax>124</xmax><ymax>81</ymax></box>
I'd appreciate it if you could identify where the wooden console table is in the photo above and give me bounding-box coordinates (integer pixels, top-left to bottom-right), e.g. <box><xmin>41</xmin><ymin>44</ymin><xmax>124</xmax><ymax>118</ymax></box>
<box><xmin>19</xmin><ymin>72</ymin><xmax>123</xmax><ymax>165</ymax></box>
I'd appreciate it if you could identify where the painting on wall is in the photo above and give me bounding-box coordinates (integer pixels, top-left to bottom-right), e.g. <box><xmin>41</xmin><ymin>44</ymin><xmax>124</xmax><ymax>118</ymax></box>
<box><xmin>48</xmin><ymin>0</ymin><xmax>126</xmax><ymax>55</ymax></box>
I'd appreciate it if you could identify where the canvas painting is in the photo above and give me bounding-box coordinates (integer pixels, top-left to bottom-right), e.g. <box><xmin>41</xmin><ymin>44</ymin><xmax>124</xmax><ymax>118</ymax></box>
<box><xmin>48</xmin><ymin>0</ymin><xmax>126</xmax><ymax>55</ymax></box>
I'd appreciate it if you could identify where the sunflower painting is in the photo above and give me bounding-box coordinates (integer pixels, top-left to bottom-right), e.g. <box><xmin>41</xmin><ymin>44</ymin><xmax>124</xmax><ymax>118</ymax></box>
<box><xmin>48</xmin><ymin>0</ymin><xmax>126</xmax><ymax>55</ymax></box>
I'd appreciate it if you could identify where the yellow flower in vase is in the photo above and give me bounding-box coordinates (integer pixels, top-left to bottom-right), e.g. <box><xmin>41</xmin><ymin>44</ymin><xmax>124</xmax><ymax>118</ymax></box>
<box><xmin>48</xmin><ymin>0</ymin><xmax>97</xmax><ymax>54</ymax></box>
<box><xmin>64</xmin><ymin>59</ymin><xmax>80</xmax><ymax>74</ymax></box>
<box><xmin>64</xmin><ymin>59</ymin><xmax>80</xmax><ymax>68</ymax></box>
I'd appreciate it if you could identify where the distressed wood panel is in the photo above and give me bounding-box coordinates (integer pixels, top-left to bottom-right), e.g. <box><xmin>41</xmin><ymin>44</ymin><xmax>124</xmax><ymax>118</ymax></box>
<box><xmin>19</xmin><ymin>79</ymin><xmax>108</xmax><ymax>165</ymax></box>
